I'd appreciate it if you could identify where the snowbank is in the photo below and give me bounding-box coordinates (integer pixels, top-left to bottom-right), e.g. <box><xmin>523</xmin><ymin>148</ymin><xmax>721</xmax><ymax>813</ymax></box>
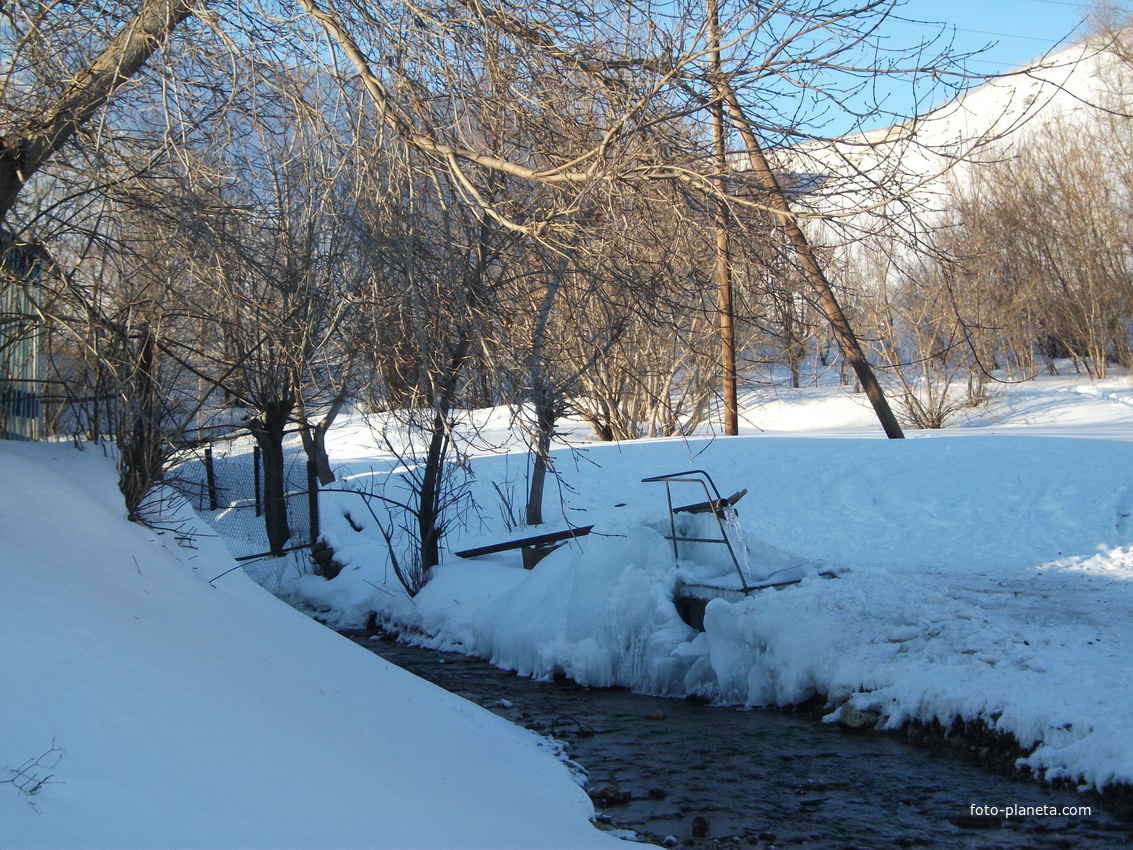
<box><xmin>287</xmin><ymin>373</ymin><xmax>1133</xmax><ymax>795</ymax></box>
<box><xmin>0</xmin><ymin>440</ymin><xmax>627</xmax><ymax>849</ymax></box>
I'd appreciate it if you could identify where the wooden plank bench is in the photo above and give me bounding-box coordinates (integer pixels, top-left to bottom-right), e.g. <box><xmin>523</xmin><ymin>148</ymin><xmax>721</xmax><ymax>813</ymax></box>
<box><xmin>455</xmin><ymin>525</ymin><xmax>594</xmax><ymax>569</ymax></box>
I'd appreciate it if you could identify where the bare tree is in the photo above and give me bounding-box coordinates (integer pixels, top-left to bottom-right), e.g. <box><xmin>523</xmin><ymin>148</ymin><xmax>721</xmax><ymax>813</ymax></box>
<box><xmin>933</xmin><ymin>82</ymin><xmax>1133</xmax><ymax>385</ymax></box>
<box><xmin>0</xmin><ymin>0</ymin><xmax>990</xmax><ymax>561</ymax></box>
<box><xmin>293</xmin><ymin>0</ymin><xmax>980</xmax><ymax>438</ymax></box>
<box><xmin>348</xmin><ymin>136</ymin><xmax>507</xmax><ymax>574</ymax></box>
<box><xmin>0</xmin><ymin>0</ymin><xmax>195</xmax><ymax>224</ymax></box>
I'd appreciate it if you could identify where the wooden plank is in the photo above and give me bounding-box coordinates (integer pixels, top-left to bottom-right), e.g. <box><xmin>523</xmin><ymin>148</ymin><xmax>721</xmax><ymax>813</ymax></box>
<box><xmin>672</xmin><ymin>488</ymin><xmax>748</xmax><ymax>515</ymax></box>
<box><xmin>455</xmin><ymin>525</ymin><xmax>594</xmax><ymax>559</ymax></box>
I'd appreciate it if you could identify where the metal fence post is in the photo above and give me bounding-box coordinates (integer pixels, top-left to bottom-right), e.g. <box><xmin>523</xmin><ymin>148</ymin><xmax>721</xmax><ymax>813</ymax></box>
<box><xmin>307</xmin><ymin>459</ymin><xmax>320</xmax><ymax>545</ymax></box>
<box><xmin>253</xmin><ymin>445</ymin><xmax>262</xmax><ymax>517</ymax></box>
<box><xmin>204</xmin><ymin>447</ymin><xmax>218</xmax><ymax>511</ymax></box>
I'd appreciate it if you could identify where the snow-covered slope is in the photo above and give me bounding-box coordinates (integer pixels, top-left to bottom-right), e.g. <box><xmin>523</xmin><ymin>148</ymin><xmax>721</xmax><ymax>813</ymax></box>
<box><xmin>790</xmin><ymin>31</ymin><xmax>1132</xmax><ymax>229</ymax></box>
<box><xmin>0</xmin><ymin>440</ymin><xmax>627</xmax><ymax>849</ymax></box>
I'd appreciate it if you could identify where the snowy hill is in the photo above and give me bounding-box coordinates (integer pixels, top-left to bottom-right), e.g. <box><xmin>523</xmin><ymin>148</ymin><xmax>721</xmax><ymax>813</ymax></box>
<box><xmin>0</xmin><ymin>441</ymin><xmax>627</xmax><ymax>849</ymax></box>
<box><xmin>790</xmin><ymin>31</ymin><xmax>1133</xmax><ymax>227</ymax></box>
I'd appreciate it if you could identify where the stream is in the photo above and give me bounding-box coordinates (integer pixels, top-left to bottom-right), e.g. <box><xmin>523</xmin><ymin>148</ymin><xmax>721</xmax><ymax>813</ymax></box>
<box><xmin>345</xmin><ymin>632</ymin><xmax>1132</xmax><ymax>849</ymax></box>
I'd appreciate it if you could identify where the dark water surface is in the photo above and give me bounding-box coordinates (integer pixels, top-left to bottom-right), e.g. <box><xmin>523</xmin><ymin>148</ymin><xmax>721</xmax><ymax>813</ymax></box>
<box><xmin>346</xmin><ymin>633</ymin><xmax>1132</xmax><ymax>850</ymax></box>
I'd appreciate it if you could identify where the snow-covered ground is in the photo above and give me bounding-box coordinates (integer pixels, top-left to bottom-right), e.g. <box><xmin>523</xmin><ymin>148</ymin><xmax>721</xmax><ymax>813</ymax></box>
<box><xmin>286</xmin><ymin>369</ymin><xmax>1133</xmax><ymax>797</ymax></box>
<box><xmin>7</xmin><ymin>367</ymin><xmax>1133</xmax><ymax>850</ymax></box>
<box><xmin>0</xmin><ymin>441</ymin><xmax>630</xmax><ymax>849</ymax></box>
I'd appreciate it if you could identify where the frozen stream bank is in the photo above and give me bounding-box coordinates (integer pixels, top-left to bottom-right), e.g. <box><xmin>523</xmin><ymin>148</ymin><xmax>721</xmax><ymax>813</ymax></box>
<box><xmin>348</xmin><ymin>633</ymin><xmax>1133</xmax><ymax>850</ymax></box>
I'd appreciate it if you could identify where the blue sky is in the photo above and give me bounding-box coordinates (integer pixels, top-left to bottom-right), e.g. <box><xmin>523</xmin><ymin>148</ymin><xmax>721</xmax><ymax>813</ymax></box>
<box><xmin>836</xmin><ymin>0</ymin><xmax>1098</xmax><ymax>129</ymax></box>
<box><xmin>895</xmin><ymin>0</ymin><xmax>1091</xmax><ymax>73</ymax></box>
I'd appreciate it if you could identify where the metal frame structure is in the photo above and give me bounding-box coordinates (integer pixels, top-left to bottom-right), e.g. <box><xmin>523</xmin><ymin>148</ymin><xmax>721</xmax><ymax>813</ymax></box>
<box><xmin>641</xmin><ymin>469</ymin><xmax>751</xmax><ymax>593</ymax></box>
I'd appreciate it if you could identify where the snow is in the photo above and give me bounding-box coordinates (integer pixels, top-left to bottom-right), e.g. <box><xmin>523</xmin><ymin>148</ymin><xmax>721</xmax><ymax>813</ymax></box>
<box><xmin>0</xmin><ymin>441</ymin><xmax>629</xmax><ymax>849</ymax></box>
<box><xmin>7</xmin><ymin>367</ymin><xmax>1133</xmax><ymax>850</ymax></box>
<box><xmin>285</xmin><ymin>368</ymin><xmax>1133</xmax><ymax>798</ymax></box>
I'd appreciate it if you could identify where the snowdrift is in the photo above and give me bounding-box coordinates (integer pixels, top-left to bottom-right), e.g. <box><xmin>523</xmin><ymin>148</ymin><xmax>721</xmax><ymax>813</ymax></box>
<box><xmin>0</xmin><ymin>440</ymin><xmax>627</xmax><ymax>849</ymax></box>
<box><xmin>287</xmin><ymin>373</ymin><xmax>1133</xmax><ymax>795</ymax></box>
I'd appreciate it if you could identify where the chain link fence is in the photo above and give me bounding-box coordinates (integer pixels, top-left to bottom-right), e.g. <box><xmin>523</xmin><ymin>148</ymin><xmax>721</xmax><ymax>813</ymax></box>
<box><xmin>170</xmin><ymin>429</ymin><xmax>318</xmax><ymax>593</ymax></box>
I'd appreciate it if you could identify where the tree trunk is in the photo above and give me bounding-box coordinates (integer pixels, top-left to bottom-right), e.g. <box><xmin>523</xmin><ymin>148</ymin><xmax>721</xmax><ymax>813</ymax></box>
<box><xmin>298</xmin><ymin>387</ymin><xmax>349</xmax><ymax>486</ymax></box>
<box><xmin>524</xmin><ymin>250</ymin><xmax>570</xmax><ymax>524</ymax></box>
<box><xmin>416</xmin><ymin>408</ymin><xmax>449</xmax><ymax>571</ymax></box>
<box><xmin>415</xmin><ymin>334</ymin><xmax>473</xmax><ymax>570</ymax></box>
<box><xmin>0</xmin><ymin>0</ymin><xmax>193</xmax><ymax>224</ymax></box>
<box><xmin>119</xmin><ymin>329</ymin><xmax>162</xmax><ymax>519</ymax></box>
<box><xmin>719</xmin><ymin>83</ymin><xmax>905</xmax><ymax>439</ymax></box>
<box><xmin>524</xmin><ymin>393</ymin><xmax>555</xmax><ymax>526</ymax></box>
<box><xmin>248</xmin><ymin>400</ymin><xmax>293</xmax><ymax>556</ymax></box>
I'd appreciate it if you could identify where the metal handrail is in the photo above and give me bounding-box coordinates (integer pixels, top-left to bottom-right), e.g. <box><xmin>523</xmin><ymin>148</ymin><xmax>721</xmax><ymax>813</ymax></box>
<box><xmin>642</xmin><ymin>470</ymin><xmax>751</xmax><ymax>593</ymax></box>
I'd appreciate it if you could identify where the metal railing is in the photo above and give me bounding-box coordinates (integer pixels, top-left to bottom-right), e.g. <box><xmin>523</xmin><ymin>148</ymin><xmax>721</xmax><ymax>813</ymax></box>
<box><xmin>641</xmin><ymin>469</ymin><xmax>751</xmax><ymax>594</ymax></box>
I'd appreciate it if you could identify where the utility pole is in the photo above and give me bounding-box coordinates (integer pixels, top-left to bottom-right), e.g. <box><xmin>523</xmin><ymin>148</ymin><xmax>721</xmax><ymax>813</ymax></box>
<box><xmin>708</xmin><ymin>0</ymin><xmax>739</xmax><ymax>435</ymax></box>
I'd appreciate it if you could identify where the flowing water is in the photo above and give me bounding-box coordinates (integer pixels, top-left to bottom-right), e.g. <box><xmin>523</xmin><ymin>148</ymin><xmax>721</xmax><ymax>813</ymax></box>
<box><xmin>346</xmin><ymin>632</ymin><xmax>1132</xmax><ymax>850</ymax></box>
<box><xmin>721</xmin><ymin>507</ymin><xmax>753</xmax><ymax>583</ymax></box>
